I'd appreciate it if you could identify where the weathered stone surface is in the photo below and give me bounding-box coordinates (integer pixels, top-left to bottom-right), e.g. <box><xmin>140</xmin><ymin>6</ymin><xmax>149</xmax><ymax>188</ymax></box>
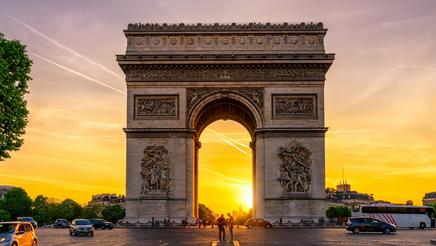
<box><xmin>117</xmin><ymin>22</ymin><xmax>334</xmax><ymax>223</ymax></box>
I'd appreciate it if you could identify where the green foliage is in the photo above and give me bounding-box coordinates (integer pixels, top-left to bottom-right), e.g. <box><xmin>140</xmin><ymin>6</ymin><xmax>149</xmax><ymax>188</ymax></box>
<box><xmin>198</xmin><ymin>203</ymin><xmax>215</xmax><ymax>221</ymax></box>
<box><xmin>102</xmin><ymin>205</ymin><xmax>125</xmax><ymax>223</ymax></box>
<box><xmin>0</xmin><ymin>209</ymin><xmax>11</xmax><ymax>221</ymax></box>
<box><xmin>2</xmin><ymin>187</ymin><xmax>32</xmax><ymax>219</ymax></box>
<box><xmin>325</xmin><ymin>206</ymin><xmax>351</xmax><ymax>219</ymax></box>
<box><xmin>80</xmin><ymin>204</ymin><xmax>103</xmax><ymax>219</ymax></box>
<box><xmin>325</xmin><ymin>206</ymin><xmax>337</xmax><ymax>219</ymax></box>
<box><xmin>58</xmin><ymin>199</ymin><xmax>82</xmax><ymax>221</ymax></box>
<box><xmin>0</xmin><ymin>33</ymin><xmax>32</xmax><ymax>161</ymax></box>
<box><xmin>426</xmin><ymin>202</ymin><xmax>436</xmax><ymax>211</ymax></box>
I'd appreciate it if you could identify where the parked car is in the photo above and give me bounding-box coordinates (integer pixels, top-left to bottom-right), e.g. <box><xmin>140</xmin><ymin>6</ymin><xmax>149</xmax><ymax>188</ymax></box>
<box><xmin>346</xmin><ymin>217</ymin><xmax>397</xmax><ymax>234</ymax></box>
<box><xmin>16</xmin><ymin>217</ymin><xmax>37</xmax><ymax>229</ymax></box>
<box><xmin>245</xmin><ymin>218</ymin><xmax>273</xmax><ymax>228</ymax></box>
<box><xmin>53</xmin><ymin>219</ymin><xmax>70</xmax><ymax>228</ymax></box>
<box><xmin>69</xmin><ymin>219</ymin><xmax>94</xmax><ymax>236</ymax></box>
<box><xmin>0</xmin><ymin>221</ymin><xmax>38</xmax><ymax>246</ymax></box>
<box><xmin>88</xmin><ymin>219</ymin><xmax>114</xmax><ymax>230</ymax></box>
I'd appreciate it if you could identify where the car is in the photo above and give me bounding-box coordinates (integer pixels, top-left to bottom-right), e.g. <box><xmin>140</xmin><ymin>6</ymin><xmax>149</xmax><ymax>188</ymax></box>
<box><xmin>346</xmin><ymin>217</ymin><xmax>397</xmax><ymax>234</ymax></box>
<box><xmin>69</xmin><ymin>219</ymin><xmax>94</xmax><ymax>236</ymax></box>
<box><xmin>16</xmin><ymin>217</ymin><xmax>37</xmax><ymax>229</ymax></box>
<box><xmin>245</xmin><ymin>218</ymin><xmax>273</xmax><ymax>228</ymax></box>
<box><xmin>0</xmin><ymin>221</ymin><xmax>38</xmax><ymax>246</ymax></box>
<box><xmin>53</xmin><ymin>219</ymin><xmax>69</xmax><ymax>228</ymax></box>
<box><xmin>88</xmin><ymin>219</ymin><xmax>114</xmax><ymax>230</ymax></box>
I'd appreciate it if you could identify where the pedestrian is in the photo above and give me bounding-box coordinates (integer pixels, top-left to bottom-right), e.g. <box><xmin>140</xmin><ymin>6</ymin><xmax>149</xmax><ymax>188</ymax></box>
<box><xmin>217</xmin><ymin>214</ymin><xmax>226</xmax><ymax>242</ymax></box>
<box><xmin>197</xmin><ymin>218</ymin><xmax>201</xmax><ymax>228</ymax></box>
<box><xmin>227</xmin><ymin>213</ymin><xmax>234</xmax><ymax>242</ymax></box>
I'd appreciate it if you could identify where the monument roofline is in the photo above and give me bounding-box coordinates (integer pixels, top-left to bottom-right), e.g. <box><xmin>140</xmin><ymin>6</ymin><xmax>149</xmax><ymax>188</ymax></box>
<box><xmin>125</xmin><ymin>22</ymin><xmax>327</xmax><ymax>34</ymax></box>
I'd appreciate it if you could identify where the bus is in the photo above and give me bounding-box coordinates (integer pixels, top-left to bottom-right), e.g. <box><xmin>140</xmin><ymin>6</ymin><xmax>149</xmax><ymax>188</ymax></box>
<box><xmin>352</xmin><ymin>204</ymin><xmax>435</xmax><ymax>229</ymax></box>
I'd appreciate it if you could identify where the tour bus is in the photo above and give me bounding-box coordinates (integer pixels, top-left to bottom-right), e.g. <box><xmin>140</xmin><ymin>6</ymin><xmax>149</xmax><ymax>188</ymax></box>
<box><xmin>352</xmin><ymin>204</ymin><xmax>435</xmax><ymax>229</ymax></box>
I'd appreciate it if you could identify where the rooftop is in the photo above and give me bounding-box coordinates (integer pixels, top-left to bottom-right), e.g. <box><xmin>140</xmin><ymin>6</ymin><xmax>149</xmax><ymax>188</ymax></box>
<box><xmin>125</xmin><ymin>22</ymin><xmax>326</xmax><ymax>33</ymax></box>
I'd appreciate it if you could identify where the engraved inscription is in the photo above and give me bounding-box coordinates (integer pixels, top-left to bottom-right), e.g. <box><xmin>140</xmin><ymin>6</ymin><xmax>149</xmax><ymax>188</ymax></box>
<box><xmin>126</xmin><ymin>68</ymin><xmax>325</xmax><ymax>82</ymax></box>
<box><xmin>272</xmin><ymin>94</ymin><xmax>317</xmax><ymax>118</ymax></box>
<box><xmin>135</xmin><ymin>95</ymin><xmax>178</xmax><ymax>118</ymax></box>
<box><xmin>278</xmin><ymin>141</ymin><xmax>311</xmax><ymax>193</ymax></box>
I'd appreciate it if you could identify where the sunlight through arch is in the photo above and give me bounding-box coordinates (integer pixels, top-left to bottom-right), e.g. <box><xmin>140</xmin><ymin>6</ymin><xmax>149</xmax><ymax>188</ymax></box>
<box><xmin>198</xmin><ymin>120</ymin><xmax>253</xmax><ymax>215</ymax></box>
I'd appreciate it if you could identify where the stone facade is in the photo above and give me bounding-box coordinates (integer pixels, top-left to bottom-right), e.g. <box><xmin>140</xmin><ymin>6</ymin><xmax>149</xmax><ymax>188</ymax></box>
<box><xmin>117</xmin><ymin>22</ymin><xmax>334</xmax><ymax>223</ymax></box>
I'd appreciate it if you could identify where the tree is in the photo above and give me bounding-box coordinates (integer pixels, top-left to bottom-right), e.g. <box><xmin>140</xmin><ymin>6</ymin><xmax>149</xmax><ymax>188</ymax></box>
<box><xmin>325</xmin><ymin>206</ymin><xmax>351</xmax><ymax>224</ymax></box>
<box><xmin>80</xmin><ymin>204</ymin><xmax>103</xmax><ymax>219</ymax></box>
<box><xmin>102</xmin><ymin>205</ymin><xmax>125</xmax><ymax>223</ymax></box>
<box><xmin>0</xmin><ymin>209</ymin><xmax>11</xmax><ymax>221</ymax></box>
<box><xmin>198</xmin><ymin>203</ymin><xmax>215</xmax><ymax>222</ymax></box>
<box><xmin>0</xmin><ymin>33</ymin><xmax>32</xmax><ymax>161</ymax></box>
<box><xmin>2</xmin><ymin>187</ymin><xmax>32</xmax><ymax>219</ymax></box>
<box><xmin>58</xmin><ymin>199</ymin><xmax>82</xmax><ymax>221</ymax></box>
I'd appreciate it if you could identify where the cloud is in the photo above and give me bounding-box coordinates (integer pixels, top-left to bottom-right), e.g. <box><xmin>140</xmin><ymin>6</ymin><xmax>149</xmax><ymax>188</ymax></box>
<box><xmin>4</xmin><ymin>13</ymin><xmax>125</xmax><ymax>81</ymax></box>
<box><xmin>30</xmin><ymin>52</ymin><xmax>126</xmax><ymax>95</ymax></box>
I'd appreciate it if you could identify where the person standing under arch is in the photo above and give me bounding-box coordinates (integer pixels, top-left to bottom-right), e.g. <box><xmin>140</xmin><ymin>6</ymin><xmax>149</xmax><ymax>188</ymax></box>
<box><xmin>217</xmin><ymin>214</ymin><xmax>226</xmax><ymax>242</ymax></box>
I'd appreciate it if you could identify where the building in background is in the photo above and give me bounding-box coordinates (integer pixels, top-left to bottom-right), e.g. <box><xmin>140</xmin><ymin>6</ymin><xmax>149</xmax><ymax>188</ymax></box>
<box><xmin>0</xmin><ymin>186</ymin><xmax>15</xmax><ymax>199</ymax></box>
<box><xmin>88</xmin><ymin>193</ymin><xmax>125</xmax><ymax>208</ymax></box>
<box><xmin>326</xmin><ymin>181</ymin><xmax>373</xmax><ymax>205</ymax></box>
<box><xmin>423</xmin><ymin>192</ymin><xmax>436</xmax><ymax>205</ymax></box>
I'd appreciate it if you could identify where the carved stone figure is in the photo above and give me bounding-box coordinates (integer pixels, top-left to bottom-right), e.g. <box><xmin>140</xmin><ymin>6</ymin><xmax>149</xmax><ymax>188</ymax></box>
<box><xmin>278</xmin><ymin>141</ymin><xmax>312</xmax><ymax>193</ymax></box>
<box><xmin>273</xmin><ymin>94</ymin><xmax>316</xmax><ymax>118</ymax></box>
<box><xmin>186</xmin><ymin>88</ymin><xmax>264</xmax><ymax>113</ymax></box>
<box><xmin>140</xmin><ymin>145</ymin><xmax>171</xmax><ymax>195</ymax></box>
<box><xmin>135</xmin><ymin>95</ymin><xmax>177</xmax><ymax>118</ymax></box>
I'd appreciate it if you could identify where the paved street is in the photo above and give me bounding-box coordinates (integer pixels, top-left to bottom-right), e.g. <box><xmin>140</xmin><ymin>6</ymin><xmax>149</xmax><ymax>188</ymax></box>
<box><xmin>37</xmin><ymin>227</ymin><xmax>436</xmax><ymax>246</ymax></box>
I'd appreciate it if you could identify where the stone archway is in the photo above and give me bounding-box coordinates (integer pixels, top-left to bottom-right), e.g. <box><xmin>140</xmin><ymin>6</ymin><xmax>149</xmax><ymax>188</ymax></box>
<box><xmin>189</xmin><ymin>93</ymin><xmax>261</xmax><ymax>218</ymax></box>
<box><xmin>117</xmin><ymin>22</ymin><xmax>334</xmax><ymax>223</ymax></box>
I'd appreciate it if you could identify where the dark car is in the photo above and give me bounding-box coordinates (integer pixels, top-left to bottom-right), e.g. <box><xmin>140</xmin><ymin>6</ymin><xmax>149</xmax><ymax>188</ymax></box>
<box><xmin>16</xmin><ymin>217</ymin><xmax>37</xmax><ymax>229</ymax></box>
<box><xmin>88</xmin><ymin>219</ymin><xmax>114</xmax><ymax>230</ymax></box>
<box><xmin>245</xmin><ymin>218</ymin><xmax>273</xmax><ymax>228</ymax></box>
<box><xmin>53</xmin><ymin>219</ymin><xmax>70</xmax><ymax>228</ymax></box>
<box><xmin>346</xmin><ymin>217</ymin><xmax>396</xmax><ymax>234</ymax></box>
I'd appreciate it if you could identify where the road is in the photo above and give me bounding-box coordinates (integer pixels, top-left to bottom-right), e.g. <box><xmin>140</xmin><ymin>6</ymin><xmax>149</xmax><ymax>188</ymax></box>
<box><xmin>36</xmin><ymin>227</ymin><xmax>436</xmax><ymax>246</ymax></box>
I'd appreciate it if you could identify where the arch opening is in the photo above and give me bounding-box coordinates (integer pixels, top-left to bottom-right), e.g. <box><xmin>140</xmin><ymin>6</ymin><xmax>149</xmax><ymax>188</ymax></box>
<box><xmin>198</xmin><ymin>120</ymin><xmax>253</xmax><ymax>218</ymax></box>
<box><xmin>191</xmin><ymin>97</ymin><xmax>258</xmax><ymax>220</ymax></box>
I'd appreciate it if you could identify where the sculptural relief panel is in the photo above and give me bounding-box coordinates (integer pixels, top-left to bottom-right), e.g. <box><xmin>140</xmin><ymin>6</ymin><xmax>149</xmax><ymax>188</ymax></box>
<box><xmin>278</xmin><ymin>141</ymin><xmax>312</xmax><ymax>194</ymax></box>
<box><xmin>272</xmin><ymin>94</ymin><xmax>317</xmax><ymax>119</ymax></box>
<box><xmin>134</xmin><ymin>95</ymin><xmax>178</xmax><ymax>119</ymax></box>
<box><xmin>140</xmin><ymin>145</ymin><xmax>171</xmax><ymax>196</ymax></box>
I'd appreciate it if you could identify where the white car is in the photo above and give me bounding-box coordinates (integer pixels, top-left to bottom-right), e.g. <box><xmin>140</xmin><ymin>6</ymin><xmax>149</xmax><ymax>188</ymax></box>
<box><xmin>69</xmin><ymin>219</ymin><xmax>94</xmax><ymax>236</ymax></box>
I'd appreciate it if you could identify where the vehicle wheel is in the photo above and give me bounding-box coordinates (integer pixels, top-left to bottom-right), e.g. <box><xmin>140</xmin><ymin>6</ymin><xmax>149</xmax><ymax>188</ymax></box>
<box><xmin>90</xmin><ymin>232</ymin><xmax>94</xmax><ymax>236</ymax></box>
<box><xmin>352</xmin><ymin>227</ymin><xmax>360</xmax><ymax>234</ymax></box>
<box><xmin>12</xmin><ymin>243</ymin><xmax>18</xmax><ymax>246</ymax></box>
<box><xmin>419</xmin><ymin>223</ymin><xmax>426</xmax><ymax>229</ymax></box>
<box><xmin>265</xmin><ymin>224</ymin><xmax>272</xmax><ymax>228</ymax></box>
<box><xmin>32</xmin><ymin>239</ymin><xmax>38</xmax><ymax>246</ymax></box>
<box><xmin>247</xmin><ymin>224</ymin><xmax>252</xmax><ymax>229</ymax></box>
<box><xmin>383</xmin><ymin>227</ymin><xmax>391</xmax><ymax>234</ymax></box>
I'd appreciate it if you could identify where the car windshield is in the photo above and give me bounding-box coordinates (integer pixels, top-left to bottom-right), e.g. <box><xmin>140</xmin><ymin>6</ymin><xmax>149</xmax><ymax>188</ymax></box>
<box><xmin>75</xmin><ymin>220</ymin><xmax>90</xmax><ymax>225</ymax></box>
<box><xmin>0</xmin><ymin>224</ymin><xmax>16</xmax><ymax>234</ymax></box>
<box><xmin>19</xmin><ymin>217</ymin><xmax>34</xmax><ymax>221</ymax></box>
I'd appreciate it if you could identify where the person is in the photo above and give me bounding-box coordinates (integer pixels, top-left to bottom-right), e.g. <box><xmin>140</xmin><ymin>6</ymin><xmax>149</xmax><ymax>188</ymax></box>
<box><xmin>217</xmin><ymin>214</ymin><xmax>226</xmax><ymax>242</ymax></box>
<box><xmin>227</xmin><ymin>213</ymin><xmax>234</xmax><ymax>242</ymax></box>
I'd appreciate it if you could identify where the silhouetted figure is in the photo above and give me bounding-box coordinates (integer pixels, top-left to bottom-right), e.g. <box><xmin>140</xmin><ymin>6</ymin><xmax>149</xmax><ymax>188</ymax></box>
<box><xmin>152</xmin><ymin>217</ymin><xmax>155</xmax><ymax>226</ymax></box>
<box><xmin>227</xmin><ymin>213</ymin><xmax>234</xmax><ymax>242</ymax></box>
<box><xmin>279</xmin><ymin>217</ymin><xmax>283</xmax><ymax>225</ymax></box>
<box><xmin>217</xmin><ymin>214</ymin><xmax>226</xmax><ymax>242</ymax></box>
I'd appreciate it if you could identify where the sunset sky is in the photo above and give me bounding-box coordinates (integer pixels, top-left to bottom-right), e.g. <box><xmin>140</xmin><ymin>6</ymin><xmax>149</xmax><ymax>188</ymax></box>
<box><xmin>0</xmin><ymin>0</ymin><xmax>435</xmax><ymax>213</ymax></box>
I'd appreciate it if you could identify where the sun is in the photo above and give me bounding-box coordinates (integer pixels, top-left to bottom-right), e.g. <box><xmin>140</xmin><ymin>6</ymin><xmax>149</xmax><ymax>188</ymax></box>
<box><xmin>241</xmin><ymin>186</ymin><xmax>253</xmax><ymax>209</ymax></box>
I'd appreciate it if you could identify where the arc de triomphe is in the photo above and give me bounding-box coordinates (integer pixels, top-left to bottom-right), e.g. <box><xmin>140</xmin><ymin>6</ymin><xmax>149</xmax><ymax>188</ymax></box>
<box><xmin>117</xmin><ymin>22</ymin><xmax>334</xmax><ymax>222</ymax></box>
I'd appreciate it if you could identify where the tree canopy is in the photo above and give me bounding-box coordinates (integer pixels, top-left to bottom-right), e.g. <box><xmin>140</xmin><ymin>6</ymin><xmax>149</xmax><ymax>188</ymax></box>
<box><xmin>0</xmin><ymin>33</ymin><xmax>32</xmax><ymax>161</ymax></box>
<box><xmin>1</xmin><ymin>187</ymin><xmax>32</xmax><ymax>219</ymax></box>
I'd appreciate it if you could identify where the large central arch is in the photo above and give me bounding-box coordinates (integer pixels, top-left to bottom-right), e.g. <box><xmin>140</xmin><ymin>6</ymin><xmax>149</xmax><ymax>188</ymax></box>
<box><xmin>189</xmin><ymin>92</ymin><xmax>262</xmax><ymax>217</ymax></box>
<box><xmin>117</xmin><ymin>22</ymin><xmax>334</xmax><ymax>223</ymax></box>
